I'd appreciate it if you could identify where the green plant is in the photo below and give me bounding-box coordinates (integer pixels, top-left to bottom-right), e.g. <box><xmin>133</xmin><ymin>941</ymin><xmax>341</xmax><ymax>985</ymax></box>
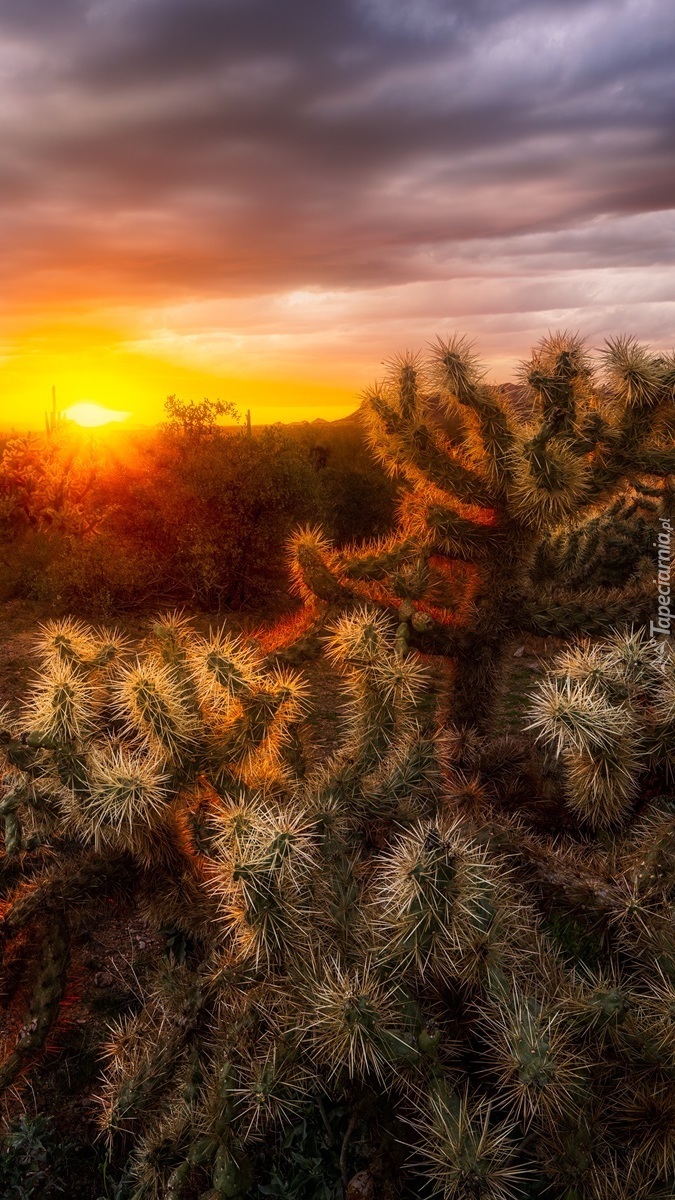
<box><xmin>1</xmin><ymin>331</ymin><xmax>675</xmax><ymax>1198</ymax></box>
<box><xmin>257</xmin><ymin>1105</ymin><xmax>359</xmax><ymax>1200</ymax></box>
<box><xmin>163</xmin><ymin>395</ymin><xmax>240</xmax><ymax>440</ymax></box>
<box><xmin>286</xmin><ymin>333</ymin><xmax>674</xmax><ymax>731</ymax></box>
<box><xmin>0</xmin><ymin>1115</ymin><xmax>77</xmax><ymax>1198</ymax></box>
<box><xmin>2</xmin><ymin>608</ymin><xmax>675</xmax><ymax>1197</ymax></box>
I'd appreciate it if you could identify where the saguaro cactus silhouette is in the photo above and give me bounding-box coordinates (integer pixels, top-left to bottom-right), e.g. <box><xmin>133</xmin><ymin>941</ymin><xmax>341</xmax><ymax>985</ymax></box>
<box><xmin>288</xmin><ymin>333</ymin><xmax>674</xmax><ymax>729</ymax></box>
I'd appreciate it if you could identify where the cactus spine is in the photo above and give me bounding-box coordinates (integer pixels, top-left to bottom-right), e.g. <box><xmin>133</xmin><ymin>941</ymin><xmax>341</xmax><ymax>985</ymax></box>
<box><xmin>285</xmin><ymin>333</ymin><xmax>674</xmax><ymax>733</ymax></box>
<box><xmin>1</xmin><ymin>328</ymin><xmax>675</xmax><ymax>1197</ymax></box>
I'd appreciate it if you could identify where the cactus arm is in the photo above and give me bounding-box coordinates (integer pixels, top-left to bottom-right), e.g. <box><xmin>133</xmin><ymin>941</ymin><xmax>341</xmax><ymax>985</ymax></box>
<box><xmin>0</xmin><ymin>912</ymin><xmax>69</xmax><ymax>1092</ymax></box>
<box><xmin>107</xmin><ymin>1031</ymin><xmax>188</xmax><ymax>1133</ymax></box>
<box><xmin>533</xmin><ymin>484</ymin><xmax>662</xmax><ymax>588</ymax></box>
<box><xmin>1</xmin><ymin>850</ymin><xmax>137</xmax><ymax>946</ymax></box>
<box><xmin>395</xmin><ymin>611</ymin><xmax>469</xmax><ymax>659</ymax></box>
<box><xmin>0</xmin><ymin>787</ymin><xmax>23</xmax><ymax>857</ymax></box>
<box><xmin>452</xmin><ymin>385</ymin><xmax>520</xmax><ymax>494</ymax></box>
<box><xmin>474</xmin><ymin>818</ymin><xmax>620</xmax><ymax>920</ymax></box>
<box><xmin>522</xmin><ymin>583</ymin><xmax>653</xmax><ymax>637</ymax></box>
<box><xmin>631</xmin><ymin>447</ymin><xmax>675</xmax><ymax>475</ymax></box>
<box><xmin>292</xmin><ymin>534</ymin><xmax>354</xmax><ymax>605</ymax></box>
<box><xmin>337</xmin><ymin>537</ymin><xmax>421</xmax><ymax>582</ymax></box>
<box><xmin>584</xmin><ymin>415</ymin><xmax>673</xmax><ymax>504</ymax></box>
<box><xmin>366</xmin><ymin>389</ymin><xmax>497</xmax><ymax>508</ymax></box>
<box><xmin>568</xmin><ymin>409</ymin><xmax>608</xmax><ymax>455</ymax></box>
<box><xmin>3</xmin><ymin>808</ymin><xmax>22</xmax><ymax>857</ymax></box>
<box><xmin>268</xmin><ymin>605</ymin><xmax>340</xmax><ymax>666</ymax></box>
<box><xmin>398</xmin><ymin>488</ymin><xmax>499</xmax><ymax>560</ymax></box>
<box><xmin>538</xmin><ymin>519</ymin><xmax>653</xmax><ymax>591</ymax></box>
<box><xmin>0</xmin><ymin>730</ymin><xmax>47</xmax><ymax>774</ymax></box>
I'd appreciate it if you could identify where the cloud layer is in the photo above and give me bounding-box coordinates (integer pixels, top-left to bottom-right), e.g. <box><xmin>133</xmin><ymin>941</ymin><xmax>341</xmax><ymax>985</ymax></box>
<box><xmin>1</xmin><ymin>0</ymin><xmax>674</xmax><ymax>399</ymax></box>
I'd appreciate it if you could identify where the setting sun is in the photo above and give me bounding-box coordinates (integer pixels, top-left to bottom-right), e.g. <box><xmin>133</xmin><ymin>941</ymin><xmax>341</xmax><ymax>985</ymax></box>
<box><xmin>63</xmin><ymin>402</ymin><xmax>131</xmax><ymax>428</ymax></box>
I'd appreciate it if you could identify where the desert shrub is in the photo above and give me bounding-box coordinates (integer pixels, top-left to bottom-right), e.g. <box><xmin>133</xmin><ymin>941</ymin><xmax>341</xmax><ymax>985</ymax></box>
<box><xmin>0</xmin><ymin>418</ymin><xmax>397</xmax><ymax>614</ymax></box>
<box><xmin>163</xmin><ymin>394</ymin><xmax>240</xmax><ymax>439</ymax></box>
<box><xmin>109</xmin><ymin>425</ymin><xmax>323</xmax><ymax>609</ymax></box>
<box><xmin>0</xmin><ymin>427</ymin><xmax>108</xmax><ymax>537</ymax></box>
<box><xmin>0</xmin><ymin>1115</ymin><xmax>80</xmax><ymax>1199</ymax></box>
<box><xmin>0</xmin><ymin>530</ymin><xmax>56</xmax><ymax>603</ymax></box>
<box><xmin>317</xmin><ymin>463</ymin><xmax>399</xmax><ymax>544</ymax></box>
<box><xmin>41</xmin><ymin>532</ymin><xmax>165</xmax><ymax>617</ymax></box>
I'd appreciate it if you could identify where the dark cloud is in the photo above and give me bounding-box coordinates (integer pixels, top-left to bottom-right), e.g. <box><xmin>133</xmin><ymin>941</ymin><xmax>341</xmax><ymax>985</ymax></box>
<box><xmin>0</xmin><ymin>0</ymin><xmax>673</xmax><ymax>339</ymax></box>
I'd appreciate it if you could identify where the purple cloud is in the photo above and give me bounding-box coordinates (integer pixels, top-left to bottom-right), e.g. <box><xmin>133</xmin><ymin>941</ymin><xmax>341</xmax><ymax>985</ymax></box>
<box><xmin>0</xmin><ymin>0</ymin><xmax>673</xmax><ymax>382</ymax></box>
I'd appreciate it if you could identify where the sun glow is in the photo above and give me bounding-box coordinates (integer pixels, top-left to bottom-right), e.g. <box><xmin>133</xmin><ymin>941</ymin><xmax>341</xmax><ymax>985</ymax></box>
<box><xmin>64</xmin><ymin>403</ymin><xmax>131</xmax><ymax>428</ymax></box>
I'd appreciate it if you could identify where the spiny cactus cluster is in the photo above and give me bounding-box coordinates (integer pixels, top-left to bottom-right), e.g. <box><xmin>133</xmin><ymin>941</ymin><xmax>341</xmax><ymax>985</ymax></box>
<box><xmin>529</xmin><ymin>628</ymin><xmax>675</xmax><ymax>827</ymax></box>
<box><xmin>287</xmin><ymin>332</ymin><xmax>674</xmax><ymax>731</ymax></box>
<box><xmin>1</xmin><ymin>330</ymin><xmax>675</xmax><ymax>1197</ymax></box>
<box><xmin>1</xmin><ymin>612</ymin><xmax>675</xmax><ymax>1197</ymax></box>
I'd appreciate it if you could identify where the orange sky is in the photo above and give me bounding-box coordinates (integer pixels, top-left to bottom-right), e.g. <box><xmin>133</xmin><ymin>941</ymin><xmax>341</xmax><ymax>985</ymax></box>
<box><xmin>1</xmin><ymin>1</ymin><xmax>674</xmax><ymax>429</ymax></box>
<box><xmin>0</xmin><ymin>320</ymin><xmax>356</xmax><ymax>430</ymax></box>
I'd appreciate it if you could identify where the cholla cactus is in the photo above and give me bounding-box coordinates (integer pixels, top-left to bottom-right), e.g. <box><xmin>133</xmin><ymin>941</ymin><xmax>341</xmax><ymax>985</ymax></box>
<box><xmin>2</xmin><ymin>333</ymin><xmax>674</xmax><ymax>1196</ymax></box>
<box><xmin>63</xmin><ymin>742</ymin><xmax>172</xmax><ymax>855</ymax></box>
<box><xmin>411</xmin><ymin>1086</ymin><xmax>528</xmax><ymax>1200</ymax></box>
<box><xmin>2</xmin><ymin>598</ymin><xmax>675</xmax><ymax>1196</ymax></box>
<box><xmin>284</xmin><ymin>332</ymin><xmax>674</xmax><ymax>732</ymax></box>
<box><xmin>528</xmin><ymin>629</ymin><xmax>675</xmax><ymax>826</ymax></box>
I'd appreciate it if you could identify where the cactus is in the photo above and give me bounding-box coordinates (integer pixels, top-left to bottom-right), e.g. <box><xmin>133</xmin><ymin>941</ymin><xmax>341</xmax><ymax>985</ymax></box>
<box><xmin>0</xmin><ymin>912</ymin><xmax>69</xmax><ymax>1092</ymax></box>
<box><xmin>528</xmin><ymin>629</ymin><xmax>675</xmax><ymax>827</ymax></box>
<box><xmin>1</xmin><ymin>608</ymin><xmax>675</xmax><ymax>1196</ymax></box>
<box><xmin>1</xmin><ymin>331</ymin><xmax>674</xmax><ymax>1196</ymax></box>
<box><xmin>283</xmin><ymin>332</ymin><xmax>674</xmax><ymax>733</ymax></box>
<box><xmin>412</xmin><ymin>1086</ymin><xmax>528</xmax><ymax>1200</ymax></box>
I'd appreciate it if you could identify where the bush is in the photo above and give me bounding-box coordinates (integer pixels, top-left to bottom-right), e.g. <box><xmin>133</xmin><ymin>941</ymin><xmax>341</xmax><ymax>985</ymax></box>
<box><xmin>110</xmin><ymin>424</ymin><xmax>323</xmax><ymax>609</ymax></box>
<box><xmin>0</xmin><ymin>1116</ymin><xmax>78</xmax><ymax>1199</ymax></box>
<box><xmin>318</xmin><ymin>464</ymin><xmax>398</xmax><ymax>544</ymax></box>
<box><xmin>0</xmin><ymin>419</ymin><xmax>397</xmax><ymax>614</ymax></box>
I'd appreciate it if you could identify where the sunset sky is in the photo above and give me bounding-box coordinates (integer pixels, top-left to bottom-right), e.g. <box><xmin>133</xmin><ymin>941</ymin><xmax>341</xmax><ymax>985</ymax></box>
<box><xmin>1</xmin><ymin>0</ymin><xmax>674</xmax><ymax>427</ymax></box>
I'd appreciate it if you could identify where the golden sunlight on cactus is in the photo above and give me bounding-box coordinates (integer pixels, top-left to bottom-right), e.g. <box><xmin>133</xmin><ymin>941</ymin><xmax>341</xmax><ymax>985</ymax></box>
<box><xmin>2</xmin><ymin>322</ymin><xmax>675</xmax><ymax>1195</ymax></box>
<box><xmin>24</xmin><ymin>661</ymin><xmax>101</xmax><ymax>743</ymax></box>
<box><xmin>528</xmin><ymin>631</ymin><xmax>675</xmax><ymax>826</ymax></box>
<box><xmin>285</xmin><ymin>330</ymin><xmax>674</xmax><ymax>732</ymax></box>
<box><xmin>114</xmin><ymin>657</ymin><xmax>200</xmax><ymax>757</ymax></box>
<box><xmin>67</xmin><ymin>742</ymin><xmax>171</xmax><ymax>852</ymax></box>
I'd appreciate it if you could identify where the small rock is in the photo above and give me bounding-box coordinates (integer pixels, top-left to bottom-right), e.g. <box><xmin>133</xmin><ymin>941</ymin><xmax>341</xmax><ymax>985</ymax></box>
<box><xmin>94</xmin><ymin>970</ymin><xmax>114</xmax><ymax>989</ymax></box>
<box><xmin>346</xmin><ymin>1171</ymin><xmax>375</xmax><ymax>1200</ymax></box>
<box><xmin>513</xmin><ymin>645</ymin><xmax>525</xmax><ymax>657</ymax></box>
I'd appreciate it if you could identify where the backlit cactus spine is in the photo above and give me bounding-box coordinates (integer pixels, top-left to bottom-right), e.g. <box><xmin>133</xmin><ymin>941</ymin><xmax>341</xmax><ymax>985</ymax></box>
<box><xmin>3</xmin><ymin>606</ymin><xmax>675</xmax><ymax>1194</ymax></box>
<box><xmin>285</xmin><ymin>333</ymin><xmax>674</xmax><ymax>733</ymax></box>
<box><xmin>528</xmin><ymin>628</ymin><xmax>675</xmax><ymax>827</ymax></box>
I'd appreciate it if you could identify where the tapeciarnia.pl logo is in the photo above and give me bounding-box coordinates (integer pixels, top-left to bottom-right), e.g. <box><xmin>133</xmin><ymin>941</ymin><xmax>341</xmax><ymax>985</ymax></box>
<box><xmin>651</xmin><ymin>517</ymin><xmax>672</xmax><ymax>662</ymax></box>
